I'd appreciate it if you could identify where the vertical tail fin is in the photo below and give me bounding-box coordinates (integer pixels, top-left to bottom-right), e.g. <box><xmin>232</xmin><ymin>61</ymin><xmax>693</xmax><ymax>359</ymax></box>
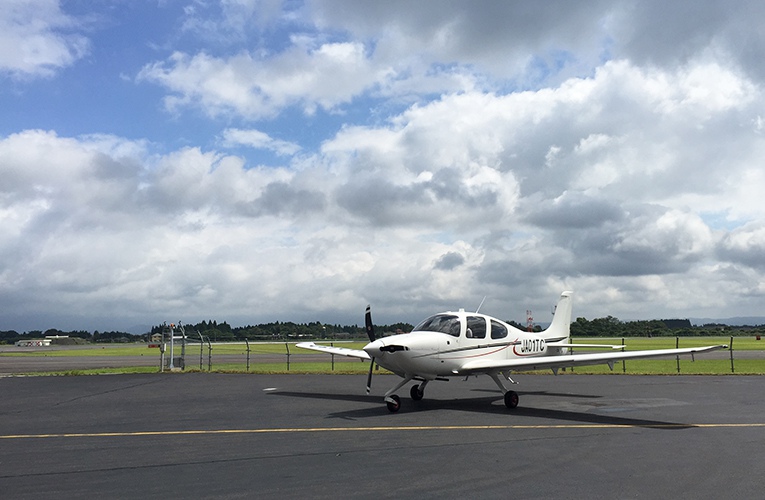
<box><xmin>542</xmin><ymin>291</ymin><xmax>573</xmax><ymax>343</ymax></box>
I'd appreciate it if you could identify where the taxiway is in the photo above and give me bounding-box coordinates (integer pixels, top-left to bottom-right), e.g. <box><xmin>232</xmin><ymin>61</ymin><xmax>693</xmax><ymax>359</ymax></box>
<box><xmin>0</xmin><ymin>373</ymin><xmax>762</xmax><ymax>499</ymax></box>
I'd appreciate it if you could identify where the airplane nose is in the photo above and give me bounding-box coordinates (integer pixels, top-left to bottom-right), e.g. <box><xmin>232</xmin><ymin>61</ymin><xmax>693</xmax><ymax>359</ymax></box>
<box><xmin>364</xmin><ymin>338</ymin><xmax>408</xmax><ymax>356</ymax></box>
<box><xmin>363</xmin><ymin>339</ymin><xmax>383</xmax><ymax>357</ymax></box>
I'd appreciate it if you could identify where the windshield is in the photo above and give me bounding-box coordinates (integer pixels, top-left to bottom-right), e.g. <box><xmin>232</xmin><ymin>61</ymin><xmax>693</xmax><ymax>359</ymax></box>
<box><xmin>413</xmin><ymin>314</ymin><xmax>461</xmax><ymax>337</ymax></box>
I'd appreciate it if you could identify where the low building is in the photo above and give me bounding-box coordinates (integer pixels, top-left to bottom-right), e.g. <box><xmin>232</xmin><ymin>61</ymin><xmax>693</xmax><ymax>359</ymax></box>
<box><xmin>15</xmin><ymin>339</ymin><xmax>52</xmax><ymax>347</ymax></box>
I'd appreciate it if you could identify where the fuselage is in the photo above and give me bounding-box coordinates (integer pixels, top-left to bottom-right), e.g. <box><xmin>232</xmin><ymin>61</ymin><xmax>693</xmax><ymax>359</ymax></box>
<box><xmin>362</xmin><ymin>309</ymin><xmax>557</xmax><ymax>378</ymax></box>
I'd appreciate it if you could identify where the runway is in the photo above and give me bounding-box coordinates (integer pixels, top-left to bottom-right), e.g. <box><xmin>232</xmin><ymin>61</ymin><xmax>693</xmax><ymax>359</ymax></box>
<box><xmin>0</xmin><ymin>373</ymin><xmax>763</xmax><ymax>499</ymax></box>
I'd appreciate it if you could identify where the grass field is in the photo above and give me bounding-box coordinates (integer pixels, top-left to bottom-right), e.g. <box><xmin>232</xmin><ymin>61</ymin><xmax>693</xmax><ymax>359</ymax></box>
<box><xmin>1</xmin><ymin>336</ymin><xmax>761</xmax><ymax>357</ymax></box>
<box><xmin>573</xmin><ymin>336</ymin><xmax>760</xmax><ymax>350</ymax></box>
<box><xmin>2</xmin><ymin>337</ymin><xmax>763</xmax><ymax>375</ymax></box>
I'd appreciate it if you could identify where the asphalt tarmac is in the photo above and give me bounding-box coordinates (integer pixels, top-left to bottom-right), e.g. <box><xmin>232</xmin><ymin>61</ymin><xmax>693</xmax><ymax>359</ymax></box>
<box><xmin>0</xmin><ymin>373</ymin><xmax>763</xmax><ymax>499</ymax></box>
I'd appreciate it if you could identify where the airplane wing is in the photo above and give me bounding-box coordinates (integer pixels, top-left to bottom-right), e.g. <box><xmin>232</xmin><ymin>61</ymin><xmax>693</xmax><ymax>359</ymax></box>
<box><xmin>548</xmin><ymin>343</ymin><xmax>624</xmax><ymax>350</ymax></box>
<box><xmin>453</xmin><ymin>345</ymin><xmax>727</xmax><ymax>374</ymax></box>
<box><xmin>295</xmin><ymin>342</ymin><xmax>371</xmax><ymax>360</ymax></box>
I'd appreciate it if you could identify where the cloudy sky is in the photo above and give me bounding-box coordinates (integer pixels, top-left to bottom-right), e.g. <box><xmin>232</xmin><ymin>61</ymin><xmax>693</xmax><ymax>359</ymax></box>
<box><xmin>2</xmin><ymin>0</ymin><xmax>765</xmax><ymax>332</ymax></box>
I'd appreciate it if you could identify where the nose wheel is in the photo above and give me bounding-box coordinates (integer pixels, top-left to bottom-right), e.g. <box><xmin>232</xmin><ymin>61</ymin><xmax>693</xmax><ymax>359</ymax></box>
<box><xmin>382</xmin><ymin>375</ymin><xmax>424</xmax><ymax>412</ymax></box>
<box><xmin>385</xmin><ymin>394</ymin><xmax>401</xmax><ymax>412</ymax></box>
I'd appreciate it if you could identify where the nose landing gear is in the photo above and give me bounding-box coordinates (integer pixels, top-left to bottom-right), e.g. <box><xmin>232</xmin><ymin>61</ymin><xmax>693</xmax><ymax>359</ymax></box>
<box><xmin>385</xmin><ymin>394</ymin><xmax>401</xmax><ymax>412</ymax></box>
<box><xmin>383</xmin><ymin>378</ymin><xmax>430</xmax><ymax>412</ymax></box>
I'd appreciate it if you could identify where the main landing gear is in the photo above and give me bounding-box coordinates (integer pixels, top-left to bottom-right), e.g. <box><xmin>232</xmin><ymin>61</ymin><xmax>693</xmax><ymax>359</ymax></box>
<box><xmin>383</xmin><ymin>375</ymin><xmax>520</xmax><ymax>412</ymax></box>
<box><xmin>489</xmin><ymin>371</ymin><xmax>520</xmax><ymax>409</ymax></box>
<box><xmin>410</xmin><ymin>384</ymin><xmax>424</xmax><ymax>401</ymax></box>
<box><xmin>503</xmin><ymin>390</ymin><xmax>519</xmax><ymax>409</ymax></box>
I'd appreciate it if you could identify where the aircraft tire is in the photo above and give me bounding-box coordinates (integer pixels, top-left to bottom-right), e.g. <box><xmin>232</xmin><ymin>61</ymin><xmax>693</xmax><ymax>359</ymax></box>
<box><xmin>504</xmin><ymin>390</ymin><xmax>519</xmax><ymax>409</ymax></box>
<box><xmin>410</xmin><ymin>385</ymin><xmax>424</xmax><ymax>401</ymax></box>
<box><xmin>386</xmin><ymin>394</ymin><xmax>401</xmax><ymax>412</ymax></box>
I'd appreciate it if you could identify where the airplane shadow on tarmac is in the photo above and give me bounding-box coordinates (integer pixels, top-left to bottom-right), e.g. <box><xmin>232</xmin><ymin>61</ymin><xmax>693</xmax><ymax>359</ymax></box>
<box><xmin>267</xmin><ymin>389</ymin><xmax>694</xmax><ymax>429</ymax></box>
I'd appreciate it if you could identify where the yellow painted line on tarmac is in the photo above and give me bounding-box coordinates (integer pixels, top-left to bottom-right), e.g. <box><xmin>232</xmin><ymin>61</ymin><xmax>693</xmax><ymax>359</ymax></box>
<box><xmin>2</xmin><ymin>423</ymin><xmax>765</xmax><ymax>440</ymax></box>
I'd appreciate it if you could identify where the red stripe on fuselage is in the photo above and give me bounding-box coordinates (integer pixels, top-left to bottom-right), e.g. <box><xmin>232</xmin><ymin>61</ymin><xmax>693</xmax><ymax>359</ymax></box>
<box><xmin>439</xmin><ymin>344</ymin><xmax>511</xmax><ymax>360</ymax></box>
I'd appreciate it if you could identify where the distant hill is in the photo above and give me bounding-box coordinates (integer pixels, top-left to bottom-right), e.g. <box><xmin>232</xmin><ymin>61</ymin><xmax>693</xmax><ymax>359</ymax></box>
<box><xmin>690</xmin><ymin>317</ymin><xmax>765</xmax><ymax>327</ymax></box>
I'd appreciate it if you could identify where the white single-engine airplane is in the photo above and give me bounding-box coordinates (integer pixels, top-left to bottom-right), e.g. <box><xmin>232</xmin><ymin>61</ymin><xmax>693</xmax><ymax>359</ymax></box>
<box><xmin>297</xmin><ymin>292</ymin><xmax>726</xmax><ymax>412</ymax></box>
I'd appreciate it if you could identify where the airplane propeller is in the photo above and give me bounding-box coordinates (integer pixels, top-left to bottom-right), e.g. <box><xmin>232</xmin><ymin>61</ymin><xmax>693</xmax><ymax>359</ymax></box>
<box><xmin>365</xmin><ymin>305</ymin><xmax>375</xmax><ymax>394</ymax></box>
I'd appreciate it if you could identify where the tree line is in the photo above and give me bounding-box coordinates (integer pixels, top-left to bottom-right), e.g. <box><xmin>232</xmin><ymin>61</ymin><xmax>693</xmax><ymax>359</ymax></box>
<box><xmin>570</xmin><ymin>316</ymin><xmax>765</xmax><ymax>337</ymax></box>
<box><xmin>149</xmin><ymin>319</ymin><xmax>415</xmax><ymax>342</ymax></box>
<box><xmin>2</xmin><ymin>316</ymin><xmax>763</xmax><ymax>345</ymax></box>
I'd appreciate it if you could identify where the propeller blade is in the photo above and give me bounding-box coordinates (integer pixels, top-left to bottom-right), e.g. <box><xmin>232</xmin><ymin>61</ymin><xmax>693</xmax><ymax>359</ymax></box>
<box><xmin>365</xmin><ymin>305</ymin><xmax>376</xmax><ymax>342</ymax></box>
<box><xmin>366</xmin><ymin>358</ymin><xmax>375</xmax><ymax>394</ymax></box>
<box><xmin>365</xmin><ymin>305</ymin><xmax>376</xmax><ymax>394</ymax></box>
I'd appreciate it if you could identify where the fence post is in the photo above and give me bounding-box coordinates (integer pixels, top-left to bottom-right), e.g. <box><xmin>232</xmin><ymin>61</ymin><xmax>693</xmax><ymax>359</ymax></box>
<box><xmin>285</xmin><ymin>342</ymin><xmax>290</xmax><ymax>371</ymax></box>
<box><xmin>160</xmin><ymin>341</ymin><xmax>166</xmax><ymax>373</ymax></box>
<box><xmin>245</xmin><ymin>338</ymin><xmax>251</xmax><ymax>372</ymax></box>
<box><xmin>198</xmin><ymin>333</ymin><xmax>204</xmax><ymax>370</ymax></box>
<box><xmin>676</xmin><ymin>337</ymin><xmax>680</xmax><ymax>374</ymax></box>
<box><xmin>622</xmin><ymin>337</ymin><xmax>626</xmax><ymax>373</ymax></box>
<box><xmin>206</xmin><ymin>337</ymin><xmax>212</xmax><ymax>371</ymax></box>
<box><xmin>730</xmin><ymin>336</ymin><xmax>734</xmax><ymax>374</ymax></box>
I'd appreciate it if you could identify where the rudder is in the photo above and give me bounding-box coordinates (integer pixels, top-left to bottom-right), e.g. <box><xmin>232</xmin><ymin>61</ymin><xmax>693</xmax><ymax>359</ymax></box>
<box><xmin>541</xmin><ymin>291</ymin><xmax>573</xmax><ymax>343</ymax></box>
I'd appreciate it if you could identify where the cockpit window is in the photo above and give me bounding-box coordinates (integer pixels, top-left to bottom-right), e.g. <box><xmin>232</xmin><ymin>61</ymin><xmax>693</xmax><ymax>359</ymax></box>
<box><xmin>466</xmin><ymin>316</ymin><xmax>487</xmax><ymax>339</ymax></box>
<box><xmin>491</xmin><ymin>320</ymin><xmax>508</xmax><ymax>339</ymax></box>
<box><xmin>413</xmin><ymin>314</ymin><xmax>461</xmax><ymax>337</ymax></box>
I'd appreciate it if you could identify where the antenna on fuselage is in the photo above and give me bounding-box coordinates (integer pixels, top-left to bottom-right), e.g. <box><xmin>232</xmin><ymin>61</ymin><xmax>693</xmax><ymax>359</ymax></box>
<box><xmin>475</xmin><ymin>296</ymin><xmax>487</xmax><ymax>313</ymax></box>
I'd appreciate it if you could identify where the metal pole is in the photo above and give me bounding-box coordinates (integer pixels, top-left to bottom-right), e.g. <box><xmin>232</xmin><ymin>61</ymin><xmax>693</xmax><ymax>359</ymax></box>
<box><xmin>160</xmin><ymin>339</ymin><xmax>166</xmax><ymax>373</ymax></box>
<box><xmin>245</xmin><ymin>338</ymin><xmax>250</xmax><ymax>372</ymax></box>
<box><xmin>676</xmin><ymin>337</ymin><xmax>680</xmax><ymax>374</ymax></box>
<box><xmin>169</xmin><ymin>324</ymin><xmax>175</xmax><ymax>369</ymax></box>
<box><xmin>622</xmin><ymin>337</ymin><xmax>626</xmax><ymax>373</ymax></box>
<box><xmin>285</xmin><ymin>342</ymin><xmax>290</xmax><ymax>371</ymax></box>
<box><xmin>179</xmin><ymin>323</ymin><xmax>186</xmax><ymax>371</ymax></box>
<box><xmin>199</xmin><ymin>332</ymin><xmax>204</xmax><ymax>370</ymax></box>
<box><xmin>207</xmin><ymin>337</ymin><xmax>212</xmax><ymax>371</ymax></box>
<box><xmin>730</xmin><ymin>336</ymin><xmax>734</xmax><ymax>374</ymax></box>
